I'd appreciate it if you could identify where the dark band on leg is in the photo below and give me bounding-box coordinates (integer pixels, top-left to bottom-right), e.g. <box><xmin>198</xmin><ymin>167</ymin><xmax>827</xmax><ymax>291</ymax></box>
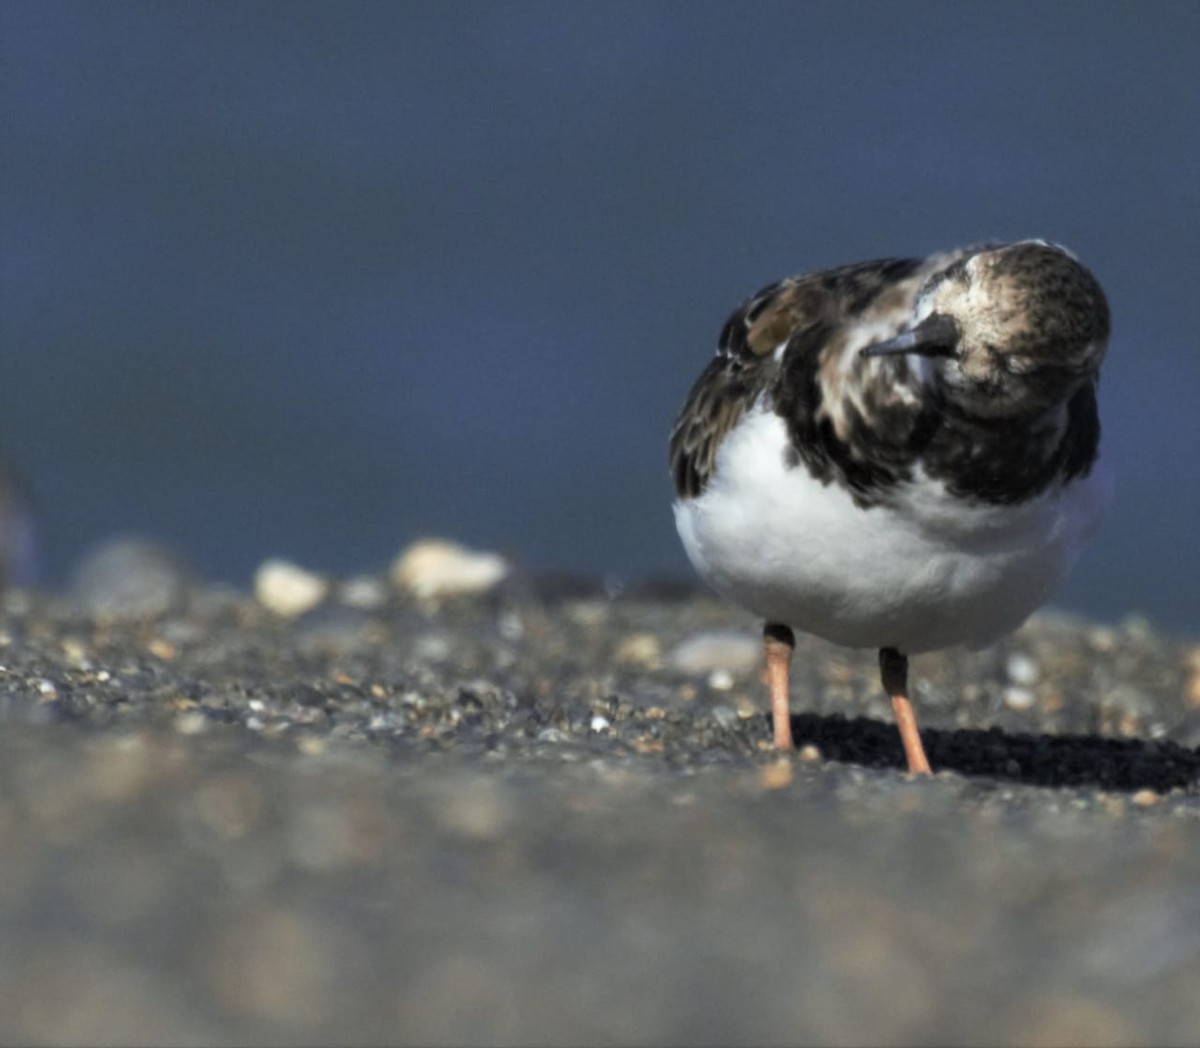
<box><xmin>879</xmin><ymin>647</ymin><xmax>908</xmax><ymax>694</ymax></box>
<box><xmin>764</xmin><ymin>622</ymin><xmax>795</xmax><ymax>648</ymax></box>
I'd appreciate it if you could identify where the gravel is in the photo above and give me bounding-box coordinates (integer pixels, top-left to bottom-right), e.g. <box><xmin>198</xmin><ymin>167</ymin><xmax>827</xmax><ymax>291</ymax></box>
<box><xmin>1</xmin><ymin>570</ymin><xmax>1198</xmax><ymax>1046</ymax></box>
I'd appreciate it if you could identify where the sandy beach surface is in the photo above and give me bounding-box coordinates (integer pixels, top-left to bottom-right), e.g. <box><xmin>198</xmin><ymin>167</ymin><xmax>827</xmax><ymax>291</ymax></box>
<box><xmin>2</xmin><ymin>560</ymin><xmax>1198</xmax><ymax>1046</ymax></box>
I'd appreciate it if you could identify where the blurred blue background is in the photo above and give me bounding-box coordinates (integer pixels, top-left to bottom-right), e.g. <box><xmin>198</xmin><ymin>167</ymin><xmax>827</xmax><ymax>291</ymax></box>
<box><xmin>1</xmin><ymin>2</ymin><xmax>1197</xmax><ymax>633</ymax></box>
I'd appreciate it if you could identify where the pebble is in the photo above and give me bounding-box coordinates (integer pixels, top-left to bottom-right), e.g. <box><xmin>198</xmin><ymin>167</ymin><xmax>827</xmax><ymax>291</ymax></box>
<box><xmin>1005</xmin><ymin>653</ymin><xmax>1040</xmax><ymax>686</ymax></box>
<box><xmin>1003</xmin><ymin>686</ymin><xmax>1037</xmax><ymax>711</ymax></box>
<box><xmin>253</xmin><ymin>559</ymin><xmax>329</xmax><ymax>618</ymax></box>
<box><xmin>759</xmin><ymin>758</ymin><xmax>794</xmax><ymax>790</ymax></box>
<box><xmin>707</xmin><ymin>669</ymin><xmax>735</xmax><ymax>691</ymax></box>
<box><xmin>391</xmin><ymin>538</ymin><xmax>509</xmax><ymax>601</ymax></box>
<box><xmin>668</xmin><ymin>630</ymin><xmax>760</xmax><ymax>676</ymax></box>
<box><xmin>613</xmin><ymin>633</ymin><xmax>662</xmax><ymax>668</ymax></box>
<box><xmin>71</xmin><ymin>537</ymin><xmax>193</xmax><ymax>619</ymax></box>
<box><xmin>174</xmin><ymin>711</ymin><xmax>208</xmax><ymax>735</ymax></box>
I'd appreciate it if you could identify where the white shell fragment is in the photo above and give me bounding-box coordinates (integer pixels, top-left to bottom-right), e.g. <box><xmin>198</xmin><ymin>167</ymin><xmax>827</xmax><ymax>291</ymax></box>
<box><xmin>391</xmin><ymin>538</ymin><xmax>509</xmax><ymax>601</ymax></box>
<box><xmin>253</xmin><ymin>558</ymin><xmax>329</xmax><ymax>618</ymax></box>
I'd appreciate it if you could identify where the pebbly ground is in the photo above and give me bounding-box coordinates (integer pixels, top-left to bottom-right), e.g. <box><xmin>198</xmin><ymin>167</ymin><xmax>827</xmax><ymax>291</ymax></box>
<box><xmin>1</xmin><ymin>564</ymin><xmax>1199</xmax><ymax>1047</ymax></box>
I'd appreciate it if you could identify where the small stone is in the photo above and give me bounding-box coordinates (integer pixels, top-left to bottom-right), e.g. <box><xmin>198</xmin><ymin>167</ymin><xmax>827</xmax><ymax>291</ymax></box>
<box><xmin>707</xmin><ymin>669</ymin><xmax>735</xmax><ymax>691</ymax></box>
<box><xmin>613</xmin><ymin>633</ymin><xmax>662</xmax><ymax>668</ymax></box>
<box><xmin>589</xmin><ymin>714</ymin><xmax>611</xmax><ymax>732</ymax></box>
<box><xmin>1005</xmin><ymin>653</ymin><xmax>1040</xmax><ymax>686</ymax></box>
<box><xmin>60</xmin><ymin>638</ymin><xmax>89</xmax><ymax>665</ymax></box>
<box><xmin>1003</xmin><ymin>686</ymin><xmax>1036</xmax><ymax>710</ymax></box>
<box><xmin>254</xmin><ymin>559</ymin><xmax>328</xmax><ymax>618</ymax></box>
<box><xmin>174</xmin><ymin>711</ymin><xmax>208</xmax><ymax>735</ymax></box>
<box><xmin>760</xmin><ymin>758</ymin><xmax>794</xmax><ymax>790</ymax></box>
<box><xmin>669</xmin><ymin>631</ymin><xmax>760</xmax><ymax>676</ymax></box>
<box><xmin>1131</xmin><ymin>789</ymin><xmax>1160</xmax><ymax>807</ymax></box>
<box><xmin>146</xmin><ymin>637</ymin><xmax>177</xmax><ymax>661</ymax></box>
<box><xmin>391</xmin><ymin>538</ymin><xmax>508</xmax><ymax>601</ymax></box>
<box><xmin>798</xmin><ymin>743</ymin><xmax>822</xmax><ymax>763</ymax></box>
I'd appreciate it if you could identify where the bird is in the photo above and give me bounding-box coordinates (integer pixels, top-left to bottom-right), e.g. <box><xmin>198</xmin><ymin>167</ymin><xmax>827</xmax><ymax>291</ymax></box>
<box><xmin>669</xmin><ymin>240</ymin><xmax>1112</xmax><ymax>774</ymax></box>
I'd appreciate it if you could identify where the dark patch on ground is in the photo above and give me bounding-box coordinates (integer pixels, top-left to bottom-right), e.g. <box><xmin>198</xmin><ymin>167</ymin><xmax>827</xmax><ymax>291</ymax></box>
<box><xmin>786</xmin><ymin>712</ymin><xmax>1200</xmax><ymax>791</ymax></box>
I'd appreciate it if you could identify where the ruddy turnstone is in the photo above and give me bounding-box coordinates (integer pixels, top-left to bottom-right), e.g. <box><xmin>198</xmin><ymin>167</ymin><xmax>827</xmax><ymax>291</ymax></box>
<box><xmin>669</xmin><ymin>241</ymin><xmax>1112</xmax><ymax>774</ymax></box>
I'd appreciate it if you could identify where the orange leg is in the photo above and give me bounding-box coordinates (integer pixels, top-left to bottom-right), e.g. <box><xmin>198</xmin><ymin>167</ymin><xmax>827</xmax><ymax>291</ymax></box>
<box><xmin>879</xmin><ymin>647</ymin><xmax>932</xmax><ymax>775</ymax></box>
<box><xmin>763</xmin><ymin>623</ymin><xmax>795</xmax><ymax>750</ymax></box>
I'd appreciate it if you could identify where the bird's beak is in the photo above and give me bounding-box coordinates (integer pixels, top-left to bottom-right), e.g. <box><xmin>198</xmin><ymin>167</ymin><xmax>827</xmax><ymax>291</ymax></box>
<box><xmin>861</xmin><ymin>313</ymin><xmax>959</xmax><ymax>359</ymax></box>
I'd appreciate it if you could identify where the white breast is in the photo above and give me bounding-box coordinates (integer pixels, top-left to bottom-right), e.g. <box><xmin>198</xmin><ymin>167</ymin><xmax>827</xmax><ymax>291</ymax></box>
<box><xmin>673</xmin><ymin>406</ymin><xmax>1112</xmax><ymax>653</ymax></box>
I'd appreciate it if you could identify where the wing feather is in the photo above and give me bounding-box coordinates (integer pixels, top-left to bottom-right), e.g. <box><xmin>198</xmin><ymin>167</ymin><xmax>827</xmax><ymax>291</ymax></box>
<box><xmin>669</xmin><ymin>257</ymin><xmax>925</xmax><ymax>500</ymax></box>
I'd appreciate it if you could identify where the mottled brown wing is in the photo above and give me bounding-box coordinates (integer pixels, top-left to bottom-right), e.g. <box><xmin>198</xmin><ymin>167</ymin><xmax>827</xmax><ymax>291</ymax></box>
<box><xmin>670</xmin><ymin>257</ymin><xmax>926</xmax><ymax>501</ymax></box>
<box><xmin>669</xmin><ymin>353</ymin><xmax>766</xmax><ymax>500</ymax></box>
<box><xmin>668</xmin><ymin>274</ymin><xmax>829</xmax><ymax>501</ymax></box>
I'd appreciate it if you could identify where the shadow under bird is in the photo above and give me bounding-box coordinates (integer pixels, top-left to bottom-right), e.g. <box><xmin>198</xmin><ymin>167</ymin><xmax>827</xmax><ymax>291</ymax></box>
<box><xmin>669</xmin><ymin>240</ymin><xmax>1111</xmax><ymax>774</ymax></box>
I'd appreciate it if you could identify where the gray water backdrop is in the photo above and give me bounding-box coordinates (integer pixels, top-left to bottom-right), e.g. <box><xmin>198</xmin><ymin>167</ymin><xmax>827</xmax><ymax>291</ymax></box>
<box><xmin>2</xmin><ymin>2</ymin><xmax>1197</xmax><ymax>633</ymax></box>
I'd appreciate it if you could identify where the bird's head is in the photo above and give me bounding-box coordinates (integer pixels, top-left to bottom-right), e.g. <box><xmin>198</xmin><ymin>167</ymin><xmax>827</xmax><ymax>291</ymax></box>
<box><xmin>862</xmin><ymin>241</ymin><xmax>1109</xmax><ymax>418</ymax></box>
